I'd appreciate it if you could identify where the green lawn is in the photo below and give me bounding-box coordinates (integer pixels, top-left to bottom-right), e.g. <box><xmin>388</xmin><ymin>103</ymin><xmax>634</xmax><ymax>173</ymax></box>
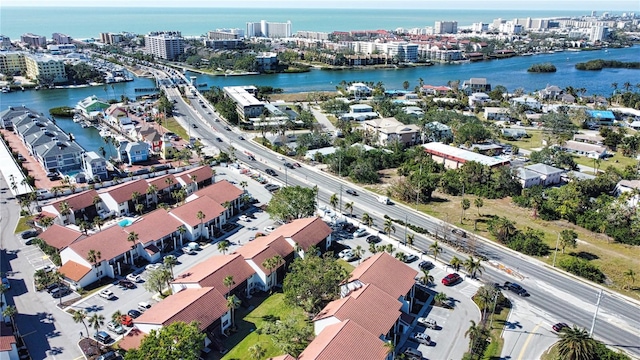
<box><xmin>336</xmin><ymin>259</ymin><xmax>355</xmax><ymax>273</ymax></box>
<box><xmin>222</xmin><ymin>292</ymin><xmax>309</xmax><ymax>360</ymax></box>
<box><xmin>501</xmin><ymin>129</ymin><xmax>545</xmax><ymax>151</ymax></box>
<box><xmin>573</xmin><ymin>151</ymin><xmax>638</xmax><ymax>173</ymax></box>
<box><xmin>15</xmin><ymin>215</ymin><xmax>33</xmax><ymax>233</ymax></box>
<box><xmin>163</xmin><ymin>117</ymin><xmax>189</xmax><ymax>141</ymax></box>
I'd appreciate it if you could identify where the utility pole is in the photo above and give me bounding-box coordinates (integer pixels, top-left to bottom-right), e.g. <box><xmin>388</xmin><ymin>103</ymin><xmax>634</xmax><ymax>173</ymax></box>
<box><xmin>416</xmin><ymin>163</ymin><xmax>422</xmax><ymax>210</ymax></box>
<box><xmin>590</xmin><ymin>289</ymin><xmax>603</xmax><ymax>336</ymax></box>
<box><xmin>404</xmin><ymin>214</ymin><xmax>408</xmax><ymax>246</ymax></box>
<box><xmin>552</xmin><ymin>232</ymin><xmax>560</xmax><ymax>267</ymax></box>
<box><xmin>339</xmin><ymin>184</ymin><xmax>343</xmax><ymax>219</ymax></box>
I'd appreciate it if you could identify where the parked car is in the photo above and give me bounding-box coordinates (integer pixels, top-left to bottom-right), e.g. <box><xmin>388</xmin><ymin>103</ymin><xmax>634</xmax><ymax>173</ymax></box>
<box><xmin>94</xmin><ymin>331</ymin><xmax>113</xmax><ymax>344</ymax></box>
<box><xmin>137</xmin><ymin>302</ymin><xmax>152</xmax><ymax>312</ymax></box>
<box><xmin>126</xmin><ymin>273</ymin><xmax>142</xmax><ymax>283</ymax></box>
<box><xmin>419</xmin><ymin>261</ymin><xmax>434</xmax><ymax>270</ymax></box>
<box><xmin>345</xmin><ymin>189</ymin><xmax>358</xmax><ymax>196</ymax></box>
<box><xmin>411</xmin><ymin>332</ymin><xmax>431</xmax><ymax>345</ymax></box>
<box><xmin>120</xmin><ymin>315</ymin><xmax>133</xmax><ymax>327</ymax></box>
<box><xmin>417</xmin><ymin>317</ymin><xmax>437</xmax><ymax>329</ymax></box>
<box><xmin>504</xmin><ymin>282</ymin><xmax>529</xmax><ymax>297</ymax></box>
<box><xmin>239</xmin><ymin>215</ymin><xmax>249</xmax><ymax>222</ymax></box>
<box><xmin>51</xmin><ymin>287</ymin><xmax>70</xmax><ymax>298</ymax></box>
<box><xmin>365</xmin><ymin>235</ymin><xmax>381</xmax><ymax>243</ymax></box>
<box><xmin>118</xmin><ymin>280</ymin><xmax>136</xmax><ymax>289</ymax></box>
<box><xmin>1</xmin><ymin>277</ymin><xmax>10</xmax><ymax>290</ymax></box>
<box><xmin>182</xmin><ymin>246</ymin><xmax>196</xmax><ymax>255</ymax></box>
<box><xmin>552</xmin><ymin>322</ymin><xmax>569</xmax><ymax>332</ymax></box>
<box><xmin>97</xmin><ymin>351</ymin><xmax>118</xmax><ymax>360</ymax></box>
<box><xmin>402</xmin><ymin>347</ymin><xmax>423</xmax><ymax>360</ymax></box>
<box><xmin>403</xmin><ymin>254</ymin><xmax>419</xmax><ymax>263</ymax></box>
<box><xmin>264</xmin><ymin>225</ymin><xmax>276</xmax><ymax>233</ymax></box>
<box><xmin>107</xmin><ymin>321</ymin><xmax>126</xmax><ymax>334</ymax></box>
<box><xmin>99</xmin><ymin>289</ymin><xmax>116</xmax><ymax>300</ymax></box>
<box><xmin>338</xmin><ymin>249</ymin><xmax>352</xmax><ymax>258</ymax></box>
<box><xmin>353</xmin><ymin>228</ymin><xmax>367</xmax><ymax>238</ymax></box>
<box><xmin>20</xmin><ymin>230</ymin><xmax>38</xmax><ymax>239</ymax></box>
<box><xmin>127</xmin><ymin>309</ymin><xmax>142</xmax><ymax>319</ymax></box>
<box><xmin>45</xmin><ymin>283</ymin><xmax>60</xmax><ymax>293</ymax></box>
<box><xmin>342</xmin><ymin>252</ymin><xmax>359</xmax><ymax>262</ymax></box>
<box><xmin>441</xmin><ymin>273</ymin><xmax>461</xmax><ymax>286</ymax></box>
<box><xmin>145</xmin><ymin>263</ymin><xmax>162</xmax><ymax>271</ymax></box>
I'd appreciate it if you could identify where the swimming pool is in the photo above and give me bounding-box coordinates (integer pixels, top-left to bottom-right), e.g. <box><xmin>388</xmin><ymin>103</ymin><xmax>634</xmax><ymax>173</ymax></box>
<box><xmin>118</xmin><ymin>218</ymin><xmax>134</xmax><ymax>227</ymax></box>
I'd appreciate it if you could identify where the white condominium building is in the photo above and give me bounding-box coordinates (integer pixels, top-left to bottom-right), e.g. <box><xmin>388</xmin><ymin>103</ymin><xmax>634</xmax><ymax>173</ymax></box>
<box><xmin>246</xmin><ymin>20</ymin><xmax>292</xmax><ymax>38</ymax></box>
<box><xmin>24</xmin><ymin>54</ymin><xmax>67</xmax><ymax>83</ymax></box>
<box><xmin>144</xmin><ymin>32</ymin><xmax>184</xmax><ymax>60</ymax></box>
<box><xmin>434</xmin><ymin>21</ymin><xmax>458</xmax><ymax>34</ymax></box>
<box><xmin>0</xmin><ymin>52</ymin><xmax>26</xmax><ymax>75</ymax></box>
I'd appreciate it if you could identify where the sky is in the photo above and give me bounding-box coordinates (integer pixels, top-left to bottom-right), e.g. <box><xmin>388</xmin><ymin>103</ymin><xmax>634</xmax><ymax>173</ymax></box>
<box><xmin>2</xmin><ymin>0</ymin><xmax>638</xmax><ymax>10</ymax></box>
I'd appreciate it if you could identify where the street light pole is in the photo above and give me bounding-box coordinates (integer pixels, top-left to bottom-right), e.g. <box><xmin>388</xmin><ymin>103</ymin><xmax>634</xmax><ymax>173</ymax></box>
<box><xmin>552</xmin><ymin>232</ymin><xmax>560</xmax><ymax>267</ymax></box>
<box><xmin>590</xmin><ymin>289</ymin><xmax>603</xmax><ymax>336</ymax></box>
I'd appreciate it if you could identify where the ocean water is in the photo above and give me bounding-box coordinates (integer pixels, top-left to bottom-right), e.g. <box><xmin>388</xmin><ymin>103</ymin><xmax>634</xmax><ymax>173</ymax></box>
<box><xmin>1</xmin><ymin>7</ymin><xmax>594</xmax><ymax>40</ymax></box>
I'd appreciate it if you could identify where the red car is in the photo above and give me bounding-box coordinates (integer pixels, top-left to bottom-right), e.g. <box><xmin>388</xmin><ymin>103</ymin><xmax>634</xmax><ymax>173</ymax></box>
<box><xmin>552</xmin><ymin>323</ymin><xmax>569</xmax><ymax>332</ymax></box>
<box><xmin>441</xmin><ymin>273</ymin><xmax>461</xmax><ymax>286</ymax></box>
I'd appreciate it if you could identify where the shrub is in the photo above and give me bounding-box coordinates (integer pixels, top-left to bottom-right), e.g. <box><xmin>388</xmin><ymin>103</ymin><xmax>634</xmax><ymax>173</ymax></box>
<box><xmin>558</xmin><ymin>256</ymin><xmax>605</xmax><ymax>283</ymax></box>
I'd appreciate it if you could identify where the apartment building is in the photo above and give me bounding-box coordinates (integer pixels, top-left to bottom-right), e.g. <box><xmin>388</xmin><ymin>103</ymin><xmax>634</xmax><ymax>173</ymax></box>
<box><xmin>0</xmin><ymin>52</ymin><xmax>25</xmax><ymax>75</ymax></box>
<box><xmin>24</xmin><ymin>54</ymin><xmax>68</xmax><ymax>84</ymax></box>
<box><xmin>246</xmin><ymin>20</ymin><xmax>292</xmax><ymax>38</ymax></box>
<box><xmin>0</xmin><ymin>35</ymin><xmax>11</xmax><ymax>48</ymax></box>
<box><xmin>100</xmin><ymin>32</ymin><xmax>124</xmax><ymax>45</ymax></box>
<box><xmin>52</xmin><ymin>33</ymin><xmax>72</xmax><ymax>44</ymax></box>
<box><xmin>434</xmin><ymin>21</ymin><xmax>458</xmax><ymax>34</ymax></box>
<box><xmin>20</xmin><ymin>33</ymin><xmax>46</xmax><ymax>48</ymax></box>
<box><xmin>223</xmin><ymin>86</ymin><xmax>264</xmax><ymax>121</ymax></box>
<box><xmin>144</xmin><ymin>31</ymin><xmax>184</xmax><ymax>60</ymax></box>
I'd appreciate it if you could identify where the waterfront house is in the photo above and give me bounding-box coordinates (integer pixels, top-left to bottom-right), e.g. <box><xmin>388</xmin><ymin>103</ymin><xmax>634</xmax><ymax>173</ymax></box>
<box><xmin>560</xmin><ymin>93</ymin><xmax>576</xmax><ymax>104</ymax></box>
<box><xmin>462</xmin><ymin>77</ymin><xmax>491</xmax><ymax>94</ymax></box>
<box><xmin>421</xmin><ymin>85</ymin><xmax>451</xmax><ymax>96</ymax></box>
<box><xmin>81</xmin><ymin>151</ymin><xmax>108</xmax><ymax>181</ymax></box>
<box><xmin>468</xmin><ymin>92</ymin><xmax>490</xmax><ymax>108</ymax></box>
<box><xmin>539</xmin><ymin>85</ymin><xmax>563</xmax><ymax>100</ymax></box>
<box><xmin>347</xmin><ymin>82</ymin><xmax>372</xmax><ymax>97</ymax></box>
<box><xmin>138</xmin><ymin>127</ymin><xmax>163</xmax><ymax>153</ymax></box>
<box><xmin>0</xmin><ymin>105</ymin><xmax>38</xmax><ymax>130</ymax></box>
<box><xmin>510</xmin><ymin>96</ymin><xmax>542</xmax><ymax>110</ymax></box>
<box><xmin>118</xmin><ymin>141</ymin><xmax>149</xmax><ymax>165</ymax></box>
<box><xmin>586</xmin><ymin>110</ymin><xmax>615</xmax><ymax>126</ymax></box>
<box><xmin>362</xmin><ymin>117</ymin><xmax>420</xmax><ymax>147</ymax></box>
<box><xmin>75</xmin><ymin>96</ymin><xmax>109</xmax><ymax>120</ymax></box>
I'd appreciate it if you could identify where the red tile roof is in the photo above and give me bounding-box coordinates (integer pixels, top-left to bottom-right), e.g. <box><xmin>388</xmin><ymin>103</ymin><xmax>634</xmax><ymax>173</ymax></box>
<box><xmin>192</xmin><ymin>180</ymin><xmax>244</xmax><ymax>205</ymax></box>
<box><xmin>236</xmin><ymin>235</ymin><xmax>293</xmax><ymax>273</ymax></box>
<box><xmin>313</xmin><ymin>284</ymin><xmax>401</xmax><ymax>338</ymax></box>
<box><xmin>177</xmin><ymin>165</ymin><xmax>213</xmax><ymax>185</ymax></box>
<box><xmin>101</xmin><ymin>179</ymin><xmax>149</xmax><ymax>204</ymax></box>
<box><xmin>38</xmin><ymin>224</ymin><xmax>83</xmax><ymax>250</ymax></box>
<box><xmin>126</xmin><ymin>208</ymin><xmax>182</xmax><ymax>245</ymax></box>
<box><xmin>270</xmin><ymin>217</ymin><xmax>331</xmax><ymax>251</ymax></box>
<box><xmin>0</xmin><ymin>322</ymin><xmax>16</xmax><ymax>352</ymax></box>
<box><xmin>59</xmin><ymin>260</ymin><xmax>92</xmax><ymax>282</ymax></box>
<box><xmin>347</xmin><ymin>252</ymin><xmax>417</xmax><ymax>300</ymax></box>
<box><xmin>169</xmin><ymin>196</ymin><xmax>225</xmax><ymax>227</ymax></box>
<box><xmin>135</xmin><ymin>287</ymin><xmax>228</xmax><ymax>330</ymax></box>
<box><xmin>67</xmin><ymin>225</ymin><xmax>131</xmax><ymax>263</ymax></box>
<box><xmin>172</xmin><ymin>254</ymin><xmax>255</xmax><ymax>292</ymax></box>
<box><xmin>117</xmin><ymin>327</ymin><xmax>146</xmax><ymax>351</ymax></box>
<box><xmin>50</xmin><ymin>189</ymin><xmax>100</xmax><ymax>213</ymax></box>
<box><xmin>147</xmin><ymin>174</ymin><xmax>177</xmax><ymax>192</ymax></box>
<box><xmin>298</xmin><ymin>319</ymin><xmax>388</xmax><ymax>360</ymax></box>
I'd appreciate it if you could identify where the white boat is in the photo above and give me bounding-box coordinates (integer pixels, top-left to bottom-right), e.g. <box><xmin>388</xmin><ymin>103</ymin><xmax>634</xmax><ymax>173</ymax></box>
<box><xmin>99</xmin><ymin>129</ymin><xmax>112</xmax><ymax>138</ymax></box>
<box><xmin>72</xmin><ymin>115</ymin><xmax>82</xmax><ymax>123</ymax></box>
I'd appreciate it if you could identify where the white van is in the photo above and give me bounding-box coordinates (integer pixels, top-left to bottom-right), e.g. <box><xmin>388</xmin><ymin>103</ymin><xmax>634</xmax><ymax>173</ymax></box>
<box><xmin>378</xmin><ymin>196</ymin><xmax>391</xmax><ymax>205</ymax></box>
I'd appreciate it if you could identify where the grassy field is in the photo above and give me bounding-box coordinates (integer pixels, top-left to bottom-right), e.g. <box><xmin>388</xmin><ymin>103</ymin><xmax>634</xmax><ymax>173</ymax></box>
<box><xmin>15</xmin><ymin>215</ymin><xmax>33</xmax><ymax>233</ymax></box>
<box><xmin>336</xmin><ymin>259</ymin><xmax>355</xmax><ymax>273</ymax></box>
<box><xmin>573</xmin><ymin>151</ymin><xmax>638</xmax><ymax>173</ymax></box>
<box><xmin>221</xmin><ymin>292</ymin><xmax>309</xmax><ymax>360</ymax></box>
<box><xmin>501</xmin><ymin>129</ymin><xmax>545</xmax><ymax>150</ymax></box>
<box><xmin>164</xmin><ymin>117</ymin><xmax>189</xmax><ymax>141</ymax></box>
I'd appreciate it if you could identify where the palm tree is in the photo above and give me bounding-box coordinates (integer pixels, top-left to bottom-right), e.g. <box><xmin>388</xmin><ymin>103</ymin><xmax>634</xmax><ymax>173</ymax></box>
<box><xmin>72</xmin><ymin>310</ymin><xmax>90</xmax><ymax>338</ymax></box>
<box><xmin>557</xmin><ymin>326</ymin><xmax>598</xmax><ymax>360</ymax></box>
<box><xmin>223</xmin><ymin>275</ymin><xmax>235</xmax><ymax>297</ymax></box>
<box><xmin>474</xmin><ymin>198</ymin><xmax>483</xmax><ymax>216</ymax></box>
<box><xmin>429</xmin><ymin>241</ymin><xmax>442</xmax><ymax>262</ymax></box>
<box><xmin>147</xmin><ymin>184</ymin><xmax>158</xmax><ymax>206</ymax></box>
<box><xmin>361</xmin><ymin>212</ymin><xmax>373</xmax><ymax>228</ymax></box>
<box><xmin>88</xmin><ymin>313</ymin><xmax>105</xmax><ymax>334</ymax></box>
<box><xmin>59</xmin><ymin>201</ymin><xmax>72</xmax><ymax>224</ymax></box>
<box><xmin>354</xmin><ymin>245</ymin><xmax>364</xmax><ymax>264</ymax></box>
<box><xmin>135</xmin><ymin>203</ymin><xmax>144</xmax><ymax>215</ymax></box>
<box><xmin>127</xmin><ymin>231</ymin><xmax>139</xmax><ymax>264</ymax></box>
<box><xmin>385</xmin><ymin>243</ymin><xmax>395</xmax><ymax>255</ymax></box>
<box><xmin>239</xmin><ymin>181</ymin><xmax>248</xmax><ymax>193</ymax></box>
<box><xmin>344</xmin><ymin>201</ymin><xmax>354</xmax><ymax>217</ymax></box>
<box><xmin>383</xmin><ymin>218</ymin><xmax>396</xmax><ymax>238</ymax></box>
<box><xmin>329</xmin><ymin>193</ymin><xmax>338</xmax><ymax>210</ymax></box>
<box><xmin>464</xmin><ymin>256</ymin><xmax>484</xmax><ymax>279</ymax></box>
<box><xmin>177</xmin><ymin>225</ymin><xmax>187</xmax><ymax>246</ymax></box>
<box><xmin>419</xmin><ymin>269</ymin><xmax>434</xmax><ymax>285</ymax></box>
<box><xmin>131</xmin><ymin>191</ymin><xmax>141</xmax><ymax>210</ymax></box>
<box><xmin>86</xmin><ymin>249</ymin><xmax>102</xmax><ymax>275</ymax></box>
<box><xmin>2</xmin><ymin>305</ymin><xmax>17</xmax><ymax>331</ymax></box>
<box><xmin>368</xmin><ymin>242</ymin><xmax>378</xmax><ymax>254</ymax></box>
<box><xmin>40</xmin><ymin>216</ymin><xmax>55</xmax><ymax>229</ymax></box>
<box><xmin>226</xmin><ymin>294</ymin><xmax>241</xmax><ymax>329</ymax></box>
<box><xmin>383</xmin><ymin>341</ymin><xmax>395</xmax><ymax>357</ymax></box>
<box><xmin>217</xmin><ymin>240</ymin><xmax>230</xmax><ymax>255</ymax></box>
<box><xmin>461</xmin><ymin>198</ymin><xmax>470</xmax><ymax>223</ymax></box>
<box><xmin>434</xmin><ymin>292</ymin><xmax>448</xmax><ymax>306</ymax></box>
<box><xmin>196</xmin><ymin>210</ymin><xmax>206</xmax><ymax>237</ymax></box>
<box><xmin>623</xmin><ymin>269</ymin><xmax>636</xmax><ymax>290</ymax></box>
<box><xmin>406</xmin><ymin>233</ymin><xmax>415</xmax><ymax>247</ymax></box>
<box><xmin>111</xmin><ymin>310</ymin><xmax>123</xmax><ymax>326</ymax></box>
<box><xmin>465</xmin><ymin>320</ymin><xmax>484</xmax><ymax>357</ymax></box>
<box><xmin>450</xmin><ymin>255</ymin><xmax>462</xmax><ymax>272</ymax></box>
<box><xmin>249</xmin><ymin>343</ymin><xmax>266</xmax><ymax>360</ymax></box>
<box><xmin>93</xmin><ymin>216</ymin><xmax>104</xmax><ymax>232</ymax></box>
<box><xmin>163</xmin><ymin>255</ymin><xmax>178</xmax><ymax>279</ymax></box>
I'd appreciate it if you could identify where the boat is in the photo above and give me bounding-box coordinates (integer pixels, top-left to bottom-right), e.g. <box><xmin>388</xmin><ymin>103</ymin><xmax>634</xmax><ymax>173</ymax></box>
<box><xmin>99</xmin><ymin>129</ymin><xmax>112</xmax><ymax>138</ymax></box>
<box><xmin>81</xmin><ymin>122</ymin><xmax>90</xmax><ymax>128</ymax></box>
<box><xmin>73</xmin><ymin>115</ymin><xmax>82</xmax><ymax>123</ymax></box>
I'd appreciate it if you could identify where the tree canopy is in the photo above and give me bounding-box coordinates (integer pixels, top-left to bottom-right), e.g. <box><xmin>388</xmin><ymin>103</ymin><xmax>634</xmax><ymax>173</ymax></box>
<box><xmin>266</xmin><ymin>185</ymin><xmax>317</xmax><ymax>222</ymax></box>
<box><xmin>125</xmin><ymin>321</ymin><xmax>205</xmax><ymax>360</ymax></box>
<box><xmin>283</xmin><ymin>251</ymin><xmax>349</xmax><ymax>315</ymax></box>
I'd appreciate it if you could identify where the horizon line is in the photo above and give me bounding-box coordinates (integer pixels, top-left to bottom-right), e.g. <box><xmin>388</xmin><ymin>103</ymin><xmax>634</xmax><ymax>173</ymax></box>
<box><xmin>0</xmin><ymin>5</ymin><xmax>631</xmax><ymax>10</ymax></box>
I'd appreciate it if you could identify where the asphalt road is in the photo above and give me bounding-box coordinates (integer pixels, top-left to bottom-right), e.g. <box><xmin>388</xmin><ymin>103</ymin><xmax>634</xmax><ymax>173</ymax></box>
<box><xmin>161</xmin><ymin>78</ymin><xmax>640</xmax><ymax>358</ymax></box>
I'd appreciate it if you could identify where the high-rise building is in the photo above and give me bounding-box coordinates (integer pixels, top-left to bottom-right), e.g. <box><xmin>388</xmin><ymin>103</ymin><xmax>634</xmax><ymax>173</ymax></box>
<box><xmin>0</xmin><ymin>52</ymin><xmax>26</xmax><ymax>75</ymax></box>
<box><xmin>20</xmin><ymin>33</ymin><xmax>46</xmax><ymax>48</ymax></box>
<box><xmin>52</xmin><ymin>33</ymin><xmax>72</xmax><ymax>44</ymax></box>
<box><xmin>100</xmin><ymin>32</ymin><xmax>123</xmax><ymax>45</ymax></box>
<box><xmin>434</xmin><ymin>21</ymin><xmax>458</xmax><ymax>34</ymax></box>
<box><xmin>590</xmin><ymin>26</ymin><xmax>608</xmax><ymax>42</ymax></box>
<box><xmin>0</xmin><ymin>35</ymin><xmax>11</xmax><ymax>48</ymax></box>
<box><xmin>144</xmin><ymin>32</ymin><xmax>184</xmax><ymax>60</ymax></box>
<box><xmin>246</xmin><ymin>20</ymin><xmax>292</xmax><ymax>38</ymax></box>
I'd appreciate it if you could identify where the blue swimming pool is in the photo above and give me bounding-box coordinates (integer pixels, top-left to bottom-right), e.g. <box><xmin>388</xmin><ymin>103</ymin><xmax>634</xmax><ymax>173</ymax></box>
<box><xmin>118</xmin><ymin>218</ymin><xmax>134</xmax><ymax>227</ymax></box>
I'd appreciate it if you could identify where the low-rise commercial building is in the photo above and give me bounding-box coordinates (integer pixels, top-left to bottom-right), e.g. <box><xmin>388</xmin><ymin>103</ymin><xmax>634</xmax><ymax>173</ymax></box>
<box><xmin>423</xmin><ymin>142</ymin><xmax>510</xmax><ymax>169</ymax></box>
